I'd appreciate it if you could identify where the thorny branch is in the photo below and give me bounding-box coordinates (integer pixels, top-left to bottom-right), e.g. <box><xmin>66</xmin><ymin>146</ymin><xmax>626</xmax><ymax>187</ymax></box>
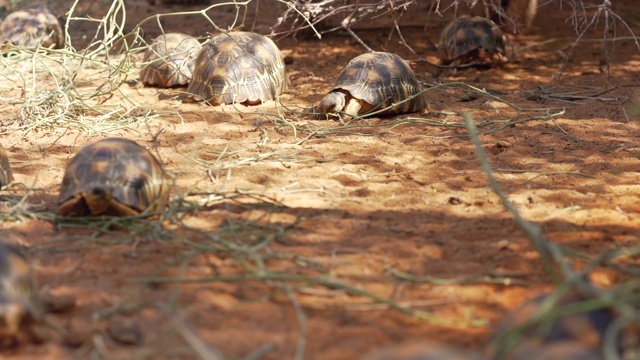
<box><xmin>271</xmin><ymin>0</ymin><xmax>417</xmax><ymax>43</ymax></box>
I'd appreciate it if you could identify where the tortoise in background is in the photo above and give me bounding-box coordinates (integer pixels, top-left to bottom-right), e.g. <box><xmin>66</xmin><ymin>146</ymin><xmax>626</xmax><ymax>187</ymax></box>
<box><xmin>439</xmin><ymin>16</ymin><xmax>508</xmax><ymax>66</ymax></box>
<box><xmin>139</xmin><ymin>33</ymin><xmax>202</xmax><ymax>88</ymax></box>
<box><xmin>0</xmin><ymin>241</ymin><xmax>41</xmax><ymax>347</ymax></box>
<box><xmin>319</xmin><ymin>52</ymin><xmax>426</xmax><ymax>120</ymax></box>
<box><xmin>0</xmin><ymin>3</ymin><xmax>63</xmax><ymax>50</ymax></box>
<box><xmin>185</xmin><ymin>31</ymin><xmax>286</xmax><ymax>106</ymax></box>
<box><xmin>57</xmin><ymin>138</ymin><xmax>168</xmax><ymax>217</ymax></box>
<box><xmin>0</xmin><ymin>146</ymin><xmax>13</xmax><ymax>187</ymax></box>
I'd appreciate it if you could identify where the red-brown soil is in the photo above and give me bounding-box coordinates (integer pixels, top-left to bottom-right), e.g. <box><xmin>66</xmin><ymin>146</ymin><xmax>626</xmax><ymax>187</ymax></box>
<box><xmin>1</xmin><ymin>0</ymin><xmax>639</xmax><ymax>359</ymax></box>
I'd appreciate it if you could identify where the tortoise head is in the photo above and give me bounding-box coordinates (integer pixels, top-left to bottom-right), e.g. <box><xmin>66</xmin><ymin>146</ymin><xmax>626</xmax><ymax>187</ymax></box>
<box><xmin>320</xmin><ymin>91</ymin><xmax>347</xmax><ymax>114</ymax></box>
<box><xmin>82</xmin><ymin>187</ymin><xmax>113</xmax><ymax>216</ymax></box>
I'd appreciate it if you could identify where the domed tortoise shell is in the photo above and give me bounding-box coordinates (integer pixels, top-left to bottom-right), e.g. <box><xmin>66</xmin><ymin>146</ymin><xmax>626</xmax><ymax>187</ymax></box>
<box><xmin>57</xmin><ymin>138</ymin><xmax>168</xmax><ymax>217</ymax></box>
<box><xmin>0</xmin><ymin>3</ymin><xmax>63</xmax><ymax>50</ymax></box>
<box><xmin>319</xmin><ymin>52</ymin><xmax>426</xmax><ymax>119</ymax></box>
<box><xmin>439</xmin><ymin>16</ymin><xmax>507</xmax><ymax>66</ymax></box>
<box><xmin>186</xmin><ymin>31</ymin><xmax>286</xmax><ymax>106</ymax></box>
<box><xmin>140</xmin><ymin>33</ymin><xmax>202</xmax><ymax>88</ymax></box>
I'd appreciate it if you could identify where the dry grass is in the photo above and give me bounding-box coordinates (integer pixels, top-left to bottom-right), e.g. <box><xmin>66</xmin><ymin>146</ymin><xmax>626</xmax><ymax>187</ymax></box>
<box><xmin>0</xmin><ymin>0</ymin><xmax>639</xmax><ymax>359</ymax></box>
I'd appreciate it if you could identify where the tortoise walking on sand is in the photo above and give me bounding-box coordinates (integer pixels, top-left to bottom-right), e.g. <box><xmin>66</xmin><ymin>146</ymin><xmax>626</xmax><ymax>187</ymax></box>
<box><xmin>139</xmin><ymin>33</ymin><xmax>202</xmax><ymax>88</ymax></box>
<box><xmin>0</xmin><ymin>242</ymin><xmax>41</xmax><ymax>346</ymax></box>
<box><xmin>439</xmin><ymin>16</ymin><xmax>508</xmax><ymax>66</ymax></box>
<box><xmin>185</xmin><ymin>31</ymin><xmax>286</xmax><ymax>106</ymax></box>
<box><xmin>319</xmin><ymin>52</ymin><xmax>426</xmax><ymax>120</ymax></box>
<box><xmin>57</xmin><ymin>138</ymin><xmax>168</xmax><ymax>217</ymax></box>
<box><xmin>0</xmin><ymin>3</ymin><xmax>63</xmax><ymax>50</ymax></box>
<box><xmin>0</xmin><ymin>146</ymin><xmax>13</xmax><ymax>188</ymax></box>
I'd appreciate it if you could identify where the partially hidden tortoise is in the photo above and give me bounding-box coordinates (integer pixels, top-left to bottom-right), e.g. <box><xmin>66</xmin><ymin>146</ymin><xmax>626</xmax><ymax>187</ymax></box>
<box><xmin>139</xmin><ymin>33</ymin><xmax>202</xmax><ymax>88</ymax></box>
<box><xmin>319</xmin><ymin>52</ymin><xmax>426</xmax><ymax>120</ymax></box>
<box><xmin>0</xmin><ymin>241</ymin><xmax>41</xmax><ymax>346</ymax></box>
<box><xmin>438</xmin><ymin>16</ymin><xmax>508</xmax><ymax>66</ymax></box>
<box><xmin>185</xmin><ymin>31</ymin><xmax>286</xmax><ymax>106</ymax></box>
<box><xmin>0</xmin><ymin>3</ymin><xmax>63</xmax><ymax>50</ymax></box>
<box><xmin>485</xmin><ymin>288</ymin><xmax>622</xmax><ymax>359</ymax></box>
<box><xmin>57</xmin><ymin>138</ymin><xmax>168</xmax><ymax>217</ymax></box>
<box><xmin>0</xmin><ymin>146</ymin><xmax>13</xmax><ymax>188</ymax></box>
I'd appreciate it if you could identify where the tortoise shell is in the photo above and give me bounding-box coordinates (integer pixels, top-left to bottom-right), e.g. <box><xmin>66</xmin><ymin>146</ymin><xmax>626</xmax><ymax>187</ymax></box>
<box><xmin>139</xmin><ymin>33</ymin><xmax>202</xmax><ymax>88</ymax></box>
<box><xmin>0</xmin><ymin>146</ymin><xmax>13</xmax><ymax>187</ymax></box>
<box><xmin>56</xmin><ymin>138</ymin><xmax>168</xmax><ymax>217</ymax></box>
<box><xmin>319</xmin><ymin>52</ymin><xmax>426</xmax><ymax>118</ymax></box>
<box><xmin>486</xmin><ymin>289</ymin><xmax>619</xmax><ymax>359</ymax></box>
<box><xmin>0</xmin><ymin>3</ymin><xmax>63</xmax><ymax>50</ymax></box>
<box><xmin>0</xmin><ymin>242</ymin><xmax>39</xmax><ymax>342</ymax></box>
<box><xmin>438</xmin><ymin>16</ymin><xmax>506</xmax><ymax>66</ymax></box>
<box><xmin>186</xmin><ymin>31</ymin><xmax>286</xmax><ymax>106</ymax></box>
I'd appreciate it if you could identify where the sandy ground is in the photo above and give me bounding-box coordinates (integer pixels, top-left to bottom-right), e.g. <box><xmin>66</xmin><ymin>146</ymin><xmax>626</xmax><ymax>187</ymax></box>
<box><xmin>0</xmin><ymin>0</ymin><xmax>640</xmax><ymax>359</ymax></box>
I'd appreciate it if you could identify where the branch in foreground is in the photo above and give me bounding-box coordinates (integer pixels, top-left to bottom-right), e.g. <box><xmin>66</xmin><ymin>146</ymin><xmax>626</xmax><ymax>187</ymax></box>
<box><xmin>463</xmin><ymin>113</ymin><xmax>568</xmax><ymax>283</ymax></box>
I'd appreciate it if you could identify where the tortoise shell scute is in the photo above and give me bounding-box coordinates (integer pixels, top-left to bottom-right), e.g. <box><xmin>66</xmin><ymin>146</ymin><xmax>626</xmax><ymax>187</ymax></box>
<box><xmin>140</xmin><ymin>33</ymin><xmax>202</xmax><ymax>87</ymax></box>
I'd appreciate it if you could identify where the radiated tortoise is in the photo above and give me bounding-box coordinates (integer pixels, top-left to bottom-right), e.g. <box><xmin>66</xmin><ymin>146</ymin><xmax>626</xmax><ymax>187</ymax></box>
<box><xmin>439</xmin><ymin>16</ymin><xmax>507</xmax><ymax>66</ymax></box>
<box><xmin>140</xmin><ymin>33</ymin><xmax>202</xmax><ymax>88</ymax></box>
<box><xmin>319</xmin><ymin>52</ymin><xmax>426</xmax><ymax>119</ymax></box>
<box><xmin>57</xmin><ymin>138</ymin><xmax>168</xmax><ymax>217</ymax></box>
<box><xmin>185</xmin><ymin>31</ymin><xmax>286</xmax><ymax>106</ymax></box>
<box><xmin>0</xmin><ymin>146</ymin><xmax>13</xmax><ymax>187</ymax></box>
<box><xmin>0</xmin><ymin>241</ymin><xmax>40</xmax><ymax>346</ymax></box>
<box><xmin>0</xmin><ymin>3</ymin><xmax>63</xmax><ymax>50</ymax></box>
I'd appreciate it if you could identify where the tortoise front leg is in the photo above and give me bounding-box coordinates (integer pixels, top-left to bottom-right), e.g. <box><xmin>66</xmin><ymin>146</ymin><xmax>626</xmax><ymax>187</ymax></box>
<box><xmin>338</xmin><ymin>98</ymin><xmax>363</xmax><ymax>124</ymax></box>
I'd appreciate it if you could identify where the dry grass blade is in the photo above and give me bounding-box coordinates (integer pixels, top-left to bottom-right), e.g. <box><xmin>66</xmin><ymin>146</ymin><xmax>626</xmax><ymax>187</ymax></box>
<box><xmin>465</xmin><ymin>112</ymin><xmax>640</xmax><ymax>359</ymax></box>
<box><xmin>271</xmin><ymin>0</ymin><xmax>417</xmax><ymax>43</ymax></box>
<box><xmin>386</xmin><ymin>266</ymin><xmax>530</xmax><ymax>286</ymax></box>
<box><xmin>166</xmin><ymin>309</ymin><xmax>226</xmax><ymax>360</ymax></box>
<box><xmin>524</xmin><ymin>84</ymin><xmax>624</xmax><ymax>103</ymax></box>
<box><xmin>559</xmin><ymin>0</ymin><xmax>640</xmax><ymax>78</ymax></box>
